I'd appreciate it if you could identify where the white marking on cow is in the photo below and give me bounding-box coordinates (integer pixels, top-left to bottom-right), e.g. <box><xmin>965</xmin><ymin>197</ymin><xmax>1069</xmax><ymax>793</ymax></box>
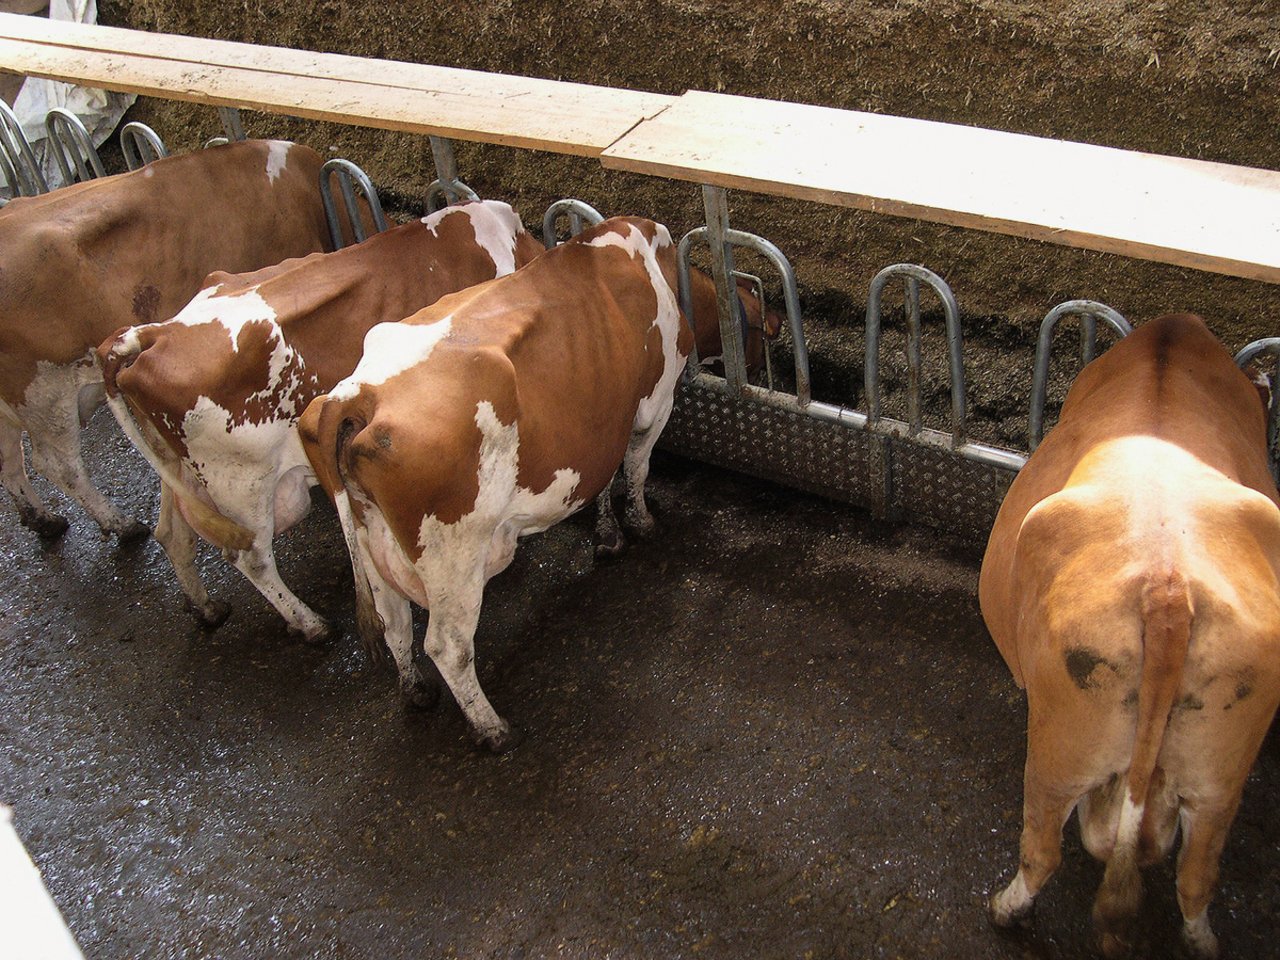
<box><xmin>329</xmin><ymin>318</ymin><xmax>454</xmax><ymax>401</ymax></box>
<box><xmin>168</xmin><ymin>284</ymin><xmax>277</xmax><ymax>355</ymax></box>
<box><xmin>585</xmin><ymin>222</ymin><xmax>683</xmax><ymax>424</ymax></box>
<box><xmin>265</xmin><ymin>140</ymin><xmax>291</xmax><ymax>184</ymax></box>
<box><xmin>421</xmin><ymin>201</ymin><xmax>525</xmax><ymax>276</ymax></box>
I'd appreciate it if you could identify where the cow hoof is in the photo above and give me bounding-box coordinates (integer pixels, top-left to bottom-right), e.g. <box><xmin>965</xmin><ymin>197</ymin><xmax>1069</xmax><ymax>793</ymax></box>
<box><xmin>400</xmin><ymin>676</ymin><xmax>441</xmax><ymax>712</ymax></box>
<box><xmin>25</xmin><ymin>512</ymin><xmax>70</xmax><ymax>541</ymax></box>
<box><xmin>289</xmin><ymin>622</ymin><xmax>336</xmax><ymax>646</ymax></box>
<box><xmin>474</xmin><ymin>723</ymin><xmax>524</xmax><ymax>754</ymax></box>
<box><xmin>989</xmin><ymin>891</ymin><xmax>1034</xmax><ymax>930</ymax></box>
<box><xmin>189</xmin><ymin>598</ymin><xmax>232</xmax><ymax>630</ymax></box>
<box><xmin>116</xmin><ymin>519</ymin><xmax>151</xmax><ymax>544</ymax></box>
<box><xmin>1097</xmin><ymin>930</ymin><xmax>1134</xmax><ymax>960</ymax></box>
<box><xmin>1182</xmin><ymin>920</ymin><xmax>1219</xmax><ymax>960</ymax></box>
<box><xmin>593</xmin><ymin>531</ymin><xmax>626</xmax><ymax>563</ymax></box>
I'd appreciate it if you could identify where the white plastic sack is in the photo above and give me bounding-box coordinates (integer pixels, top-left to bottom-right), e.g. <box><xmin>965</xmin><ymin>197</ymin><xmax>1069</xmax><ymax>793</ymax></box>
<box><xmin>10</xmin><ymin>0</ymin><xmax>136</xmax><ymax>189</ymax></box>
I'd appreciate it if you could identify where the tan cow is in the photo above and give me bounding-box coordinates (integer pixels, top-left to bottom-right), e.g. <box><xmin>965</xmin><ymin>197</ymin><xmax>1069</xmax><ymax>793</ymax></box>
<box><xmin>97</xmin><ymin>200</ymin><xmax>545</xmax><ymax>641</ymax></box>
<box><xmin>0</xmin><ymin>139</ymin><xmax>334</xmax><ymax>541</ymax></box>
<box><xmin>980</xmin><ymin>314</ymin><xmax>1280</xmax><ymax>958</ymax></box>
<box><xmin>298</xmin><ymin>217</ymin><xmax>703</xmax><ymax>751</ymax></box>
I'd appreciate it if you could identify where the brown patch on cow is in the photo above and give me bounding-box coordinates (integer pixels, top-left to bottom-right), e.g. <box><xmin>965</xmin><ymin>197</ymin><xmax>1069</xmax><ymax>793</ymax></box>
<box><xmin>1064</xmin><ymin>647</ymin><xmax>1115</xmax><ymax>691</ymax></box>
<box><xmin>132</xmin><ymin>284</ymin><xmax>161</xmax><ymax>323</ymax></box>
<box><xmin>1122</xmin><ymin>688</ymin><xmax>1139</xmax><ymax>709</ymax></box>
<box><xmin>1235</xmin><ymin>680</ymin><xmax>1254</xmax><ymax>701</ymax></box>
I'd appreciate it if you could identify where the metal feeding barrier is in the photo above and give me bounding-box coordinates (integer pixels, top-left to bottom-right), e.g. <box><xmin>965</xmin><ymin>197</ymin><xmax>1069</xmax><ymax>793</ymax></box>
<box><xmin>424</xmin><ymin>136</ymin><xmax>479</xmax><ymax>213</ymax></box>
<box><xmin>44</xmin><ymin>108</ymin><xmax>105</xmax><ymax>185</ymax></box>
<box><xmin>1235</xmin><ymin>338</ymin><xmax>1280</xmax><ymax>483</ymax></box>
<box><xmin>542</xmin><ymin>198</ymin><xmax>603</xmax><ymax>248</ymax></box>
<box><xmin>1028</xmin><ymin>301</ymin><xmax>1131</xmax><ymax>449</ymax></box>
<box><xmin>0</xmin><ymin>98</ymin><xmax>46</xmax><ymax>204</ymax></box>
<box><xmin>320</xmin><ymin>158</ymin><xmax>389</xmax><ymax>249</ymax></box>
<box><xmin>120</xmin><ymin>121</ymin><xmax>168</xmax><ymax>170</ymax></box>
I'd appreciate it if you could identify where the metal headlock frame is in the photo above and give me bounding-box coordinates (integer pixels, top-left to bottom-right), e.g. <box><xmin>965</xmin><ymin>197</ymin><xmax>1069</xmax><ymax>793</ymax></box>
<box><xmin>1235</xmin><ymin>338</ymin><xmax>1280</xmax><ymax>483</ymax></box>
<box><xmin>542</xmin><ymin>198</ymin><xmax>604</xmax><ymax>248</ymax></box>
<box><xmin>675</xmin><ymin>222</ymin><xmax>808</xmax><ymax>402</ymax></box>
<box><xmin>0</xmin><ymin>99</ymin><xmax>46</xmax><ymax>204</ymax></box>
<box><xmin>320</xmin><ymin>158</ymin><xmax>389</xmax><ymax>249</ymax></box>
<box><xmin>1028</xmin><ymin>300</ymin><xmax>1131</xmax><ymax>449</ymax></box>
<box><xmin>44</xmin><ymin>108</ymin><xmax>105</xmax><ymax>185</ymax></box>
<box><xmin>120</xmin><ymin>121</ymin><xmax>168</xmax><ymax>170</ymax></box>
<box><xmin>424</xmin><ymin>136</ymin><xmax>479</xmax><ymax>213</ymax></box>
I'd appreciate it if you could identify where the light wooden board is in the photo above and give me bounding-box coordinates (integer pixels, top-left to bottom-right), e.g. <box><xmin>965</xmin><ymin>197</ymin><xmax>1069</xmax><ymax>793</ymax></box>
<box><xmin>603</xmin><ymin>91</ymin><xmax>1280</xmax><ymax>284</ymax></box>
<box><xmin>0</xmin><ymin>13</ymin><xmax>673</xmax><ymax>156</ymax></box>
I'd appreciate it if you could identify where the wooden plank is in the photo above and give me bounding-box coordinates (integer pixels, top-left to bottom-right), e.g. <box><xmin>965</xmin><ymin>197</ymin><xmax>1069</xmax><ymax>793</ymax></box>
<box><xmin>603</xmin><ymin>91</ymin><xmax>1280</xmax><ymax>284</ymax></box>
<box><xmin>0</xmin><ymin>14</ymin><xmax>673</xmax><ymax>155</ymax></box>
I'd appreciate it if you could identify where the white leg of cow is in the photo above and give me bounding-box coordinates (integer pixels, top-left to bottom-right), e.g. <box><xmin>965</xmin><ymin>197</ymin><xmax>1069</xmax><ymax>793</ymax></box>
<box><xmin>621</xmin><ymin>403</ymin><xmax>672</xmax><ymax>535</ymax></box>
<box><xmin>0</xmin><ymin>414</ymin><xmax>67</xmax><ymax>538</ymax></box>
<box><xmin>421</xmin><ymin>560</ymin><xmax>515</xmax><ymax>753</ymax></box>
<box><xmin>154</xmin><ymin>481</ymin><xmax>230</xmax><ymax>628</ymax></box>
<box><xmin>356</xmin><ymin>535</ymin><xmax>436</xmax><ymax>710</ymax></box>
<box><xmin>227</xmin><ymin>538</ymin><xmax>332</xmax><ymax>643</ymax></box>
<box><xmin>593</xmin><ymin>473</ymin><xmax>625</xmax><ymax>560</ymax></box>
<box><xmin>26</xmin><ymin>396</ymin><xmax>148</xmax><ymax>541</ymax></box>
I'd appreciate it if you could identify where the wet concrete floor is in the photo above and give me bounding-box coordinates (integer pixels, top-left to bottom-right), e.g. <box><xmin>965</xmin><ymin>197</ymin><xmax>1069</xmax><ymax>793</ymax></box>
<box><xmin>1</xmin><ymin>416</ymin><xmax>1277</xmax><ymax>959</ymax></box>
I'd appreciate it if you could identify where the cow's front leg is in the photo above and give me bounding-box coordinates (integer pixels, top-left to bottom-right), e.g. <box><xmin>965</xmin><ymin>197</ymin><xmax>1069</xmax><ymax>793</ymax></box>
<box><xmin>622</xmin><ymin>391</ymin><xmax>677</xmax><ymax>537</ymax></box>
<box><xmin>420</xmin><ymin>560</ymin><xmax>515</xmax><ymax>753</ymax></box>
<box><xmin>0</xmin><ymin>414</ymin><xmax>67</xmax><ymax>538</ymax></box>
<box><xmin>25</xmin><ymin>387</ymin><xmax>148</xmax><ymax>541</ymax></box>
<box><xmin>155</xmin><ymin>481</ymin><xmax>230</xmax><ymax>628</ymax></box>
<box><xmin>593</xmin><ymin>473</ymin><xmax>625</xmax><ymax>560</ymax></box>
<box><xmin>227</xmin><ymin>537</ymin><xmax>333</xmax><ymax>643</ymax></box>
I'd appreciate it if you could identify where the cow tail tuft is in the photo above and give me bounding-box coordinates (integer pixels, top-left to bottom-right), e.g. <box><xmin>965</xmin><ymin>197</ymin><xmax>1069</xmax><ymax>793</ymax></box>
<box><xmin>1093</xmin><ymin>570</ymin><xmax>1192</xmax><ymax>953</ymax></box>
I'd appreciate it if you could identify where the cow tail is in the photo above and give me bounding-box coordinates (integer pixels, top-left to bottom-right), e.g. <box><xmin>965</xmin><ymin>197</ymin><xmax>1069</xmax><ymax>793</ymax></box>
<box><xmin>1093</xmin><ymin>569</ymin><xmax>1192</xmax><ymax>949</ymax></box>
<box><xmin>313</xmin><ymin>399</ymin><xmax>389</xmax><ymax>666</ymax></box>
<box><xmin>99</xmin><ymin>335</ymin><xmax>256</xmax><ymax>553</ymax></box>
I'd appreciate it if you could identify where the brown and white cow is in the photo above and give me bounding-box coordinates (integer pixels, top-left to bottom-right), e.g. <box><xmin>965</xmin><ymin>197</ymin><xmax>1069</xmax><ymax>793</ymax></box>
<box><xmin>98</xmin><ymin>201</ymin><xmax>545</xmax><ymax>641</ymax></box>
<box><xmin>980</xmin><ymin>314</ymin><xmax>1280</xmax><ymax>958</ymax></box>
<box><xmin>298</xmin><ymin>216</ymin><xmax>698</xmax><ymax>751</ymax></box>
<box><xmin>0</xmin><ymin>139</ymin><xmax>334</xmax><ymax>541</ymax></box>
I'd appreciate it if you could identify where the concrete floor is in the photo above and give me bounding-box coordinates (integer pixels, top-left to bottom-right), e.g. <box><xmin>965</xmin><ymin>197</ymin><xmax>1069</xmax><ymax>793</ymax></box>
<box><xmin>1</xmin><ymin>415</ymin><xmax>1277</xmax><ymax>959</ymax></box>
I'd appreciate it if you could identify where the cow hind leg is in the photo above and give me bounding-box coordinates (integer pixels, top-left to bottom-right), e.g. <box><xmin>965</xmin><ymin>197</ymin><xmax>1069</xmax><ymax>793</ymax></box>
<box><xmin>0</xmin><ymin>415</ymin><xmax>67</xmax><ymax>538</ymax></box>
<box><xmin>26</xmin><ymin>395</ymin><xmax>148</xmax><ymax>541</ymax></box>
<box><xmin>155</xmin><ymin>482</ymin><xmax>230</xmax><ymax>628</ymax></box>
<box><xmin>227</xmin><ymin>538</ymin><xmax>333</xmax><ymax>643</ymax></box>
<box><xmin>1174</xmin><ymin>802</ymin><xmax>1238</xmax><ymax>960</ymax></box>
<box><xmin>420</xmin><ymin>561</ymin><xmax>517</xmax><ymax>753</ymax></box>
<box><xmin>356</xmin><ymin>535</ymin><xmax>436</xmax><ymax>710</ymax></box>
<box><xmin>990</xmin><ymin>772</ymin><xmax>1078</xmax><ymax>928</ymax></box>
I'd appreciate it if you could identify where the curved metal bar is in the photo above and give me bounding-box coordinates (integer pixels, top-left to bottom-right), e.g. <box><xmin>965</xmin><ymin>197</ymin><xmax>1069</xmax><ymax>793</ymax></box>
<box><xmin>1028</xmin><ymin>300</ymin><xmax>1131</xmax><ymax>450</ymax></box>
<box><xmin>44</xmin><ymin>108</ymin><xmax>106</xmax><ymax>185</ymax></box>
<box><xmin>320</xmin><ymin>158</ymin><xmax>389</xmax><ymax>249</ymax></box>
<box><xmin>203</xmin><ymin>136</ymin><xmax>230</xmax><ymax>149</ymax></box>
<box><xmin>0</xmin><ymin>99</ymin><xmax>47</xmax><ymax>197</ymax></box>
<box><xmin>424</xmin><ymin>178</ymin><xmax>480</xmax><ymax>214</ymax></box>
<box><xmin>864</xmin><ymin>264</ymin><xmax>966</xmax><ymax>445</ymax></box>
<box><xmin>1235</xmin><ymin>337</ymin><xmax>1280</xmax><ymax>483</ymax></box>
<box><xmin>541</xmin><ymin>198</ymin><xmax>604</xmax><ymax>248</ymax></box>
<box><xmin>677</xmin><ymin>224</ymin><xmax>810</xmax><ymax>406</ymax></box>
<box><xmin>120</xmin><ymin>121</ymin><xmax>168</xmax><ymax>171</ymax></box>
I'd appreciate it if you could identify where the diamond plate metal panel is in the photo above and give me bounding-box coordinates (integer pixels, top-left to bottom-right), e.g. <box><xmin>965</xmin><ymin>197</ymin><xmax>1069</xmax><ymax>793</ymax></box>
<box><xmin>659</xmin><ymin>379</ymin><xmax>1014</xmax><ymax>541</ymax></box>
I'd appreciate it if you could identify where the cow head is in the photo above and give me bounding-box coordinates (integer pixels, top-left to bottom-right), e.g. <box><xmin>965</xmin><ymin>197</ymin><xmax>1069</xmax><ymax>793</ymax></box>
<box><xmin>1242</xmin><ymin>358</ymin><xmax>1273</xmax><ymax>415</ymax></box>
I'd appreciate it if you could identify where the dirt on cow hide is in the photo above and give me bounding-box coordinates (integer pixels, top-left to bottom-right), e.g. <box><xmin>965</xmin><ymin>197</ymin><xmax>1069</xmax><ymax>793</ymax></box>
<box><xmin>95</xmin><ymin>0</ymin><xmax>1280</xmax><ymax>448</ymax></box>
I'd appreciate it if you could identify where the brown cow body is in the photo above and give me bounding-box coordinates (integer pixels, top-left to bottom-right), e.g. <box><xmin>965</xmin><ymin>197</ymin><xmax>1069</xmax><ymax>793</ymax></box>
<box><xmin>98</xmin><ymin>201</ymin><xmax>544</xmax><ymax>640</ymax></box>
<box><xmin>980</xmin><ymin>314</ymin><xmax>1280</xmax><ymax>958</ymax></box>
<box><xmin>0</xmin><ymin>139</ymin><xmax>332</xmax><ymax>540</ymax></box>
<box><xmin>299</xmin><ymin>217</ymin><xmax>696</xmax><ymax>750</ymax></box>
